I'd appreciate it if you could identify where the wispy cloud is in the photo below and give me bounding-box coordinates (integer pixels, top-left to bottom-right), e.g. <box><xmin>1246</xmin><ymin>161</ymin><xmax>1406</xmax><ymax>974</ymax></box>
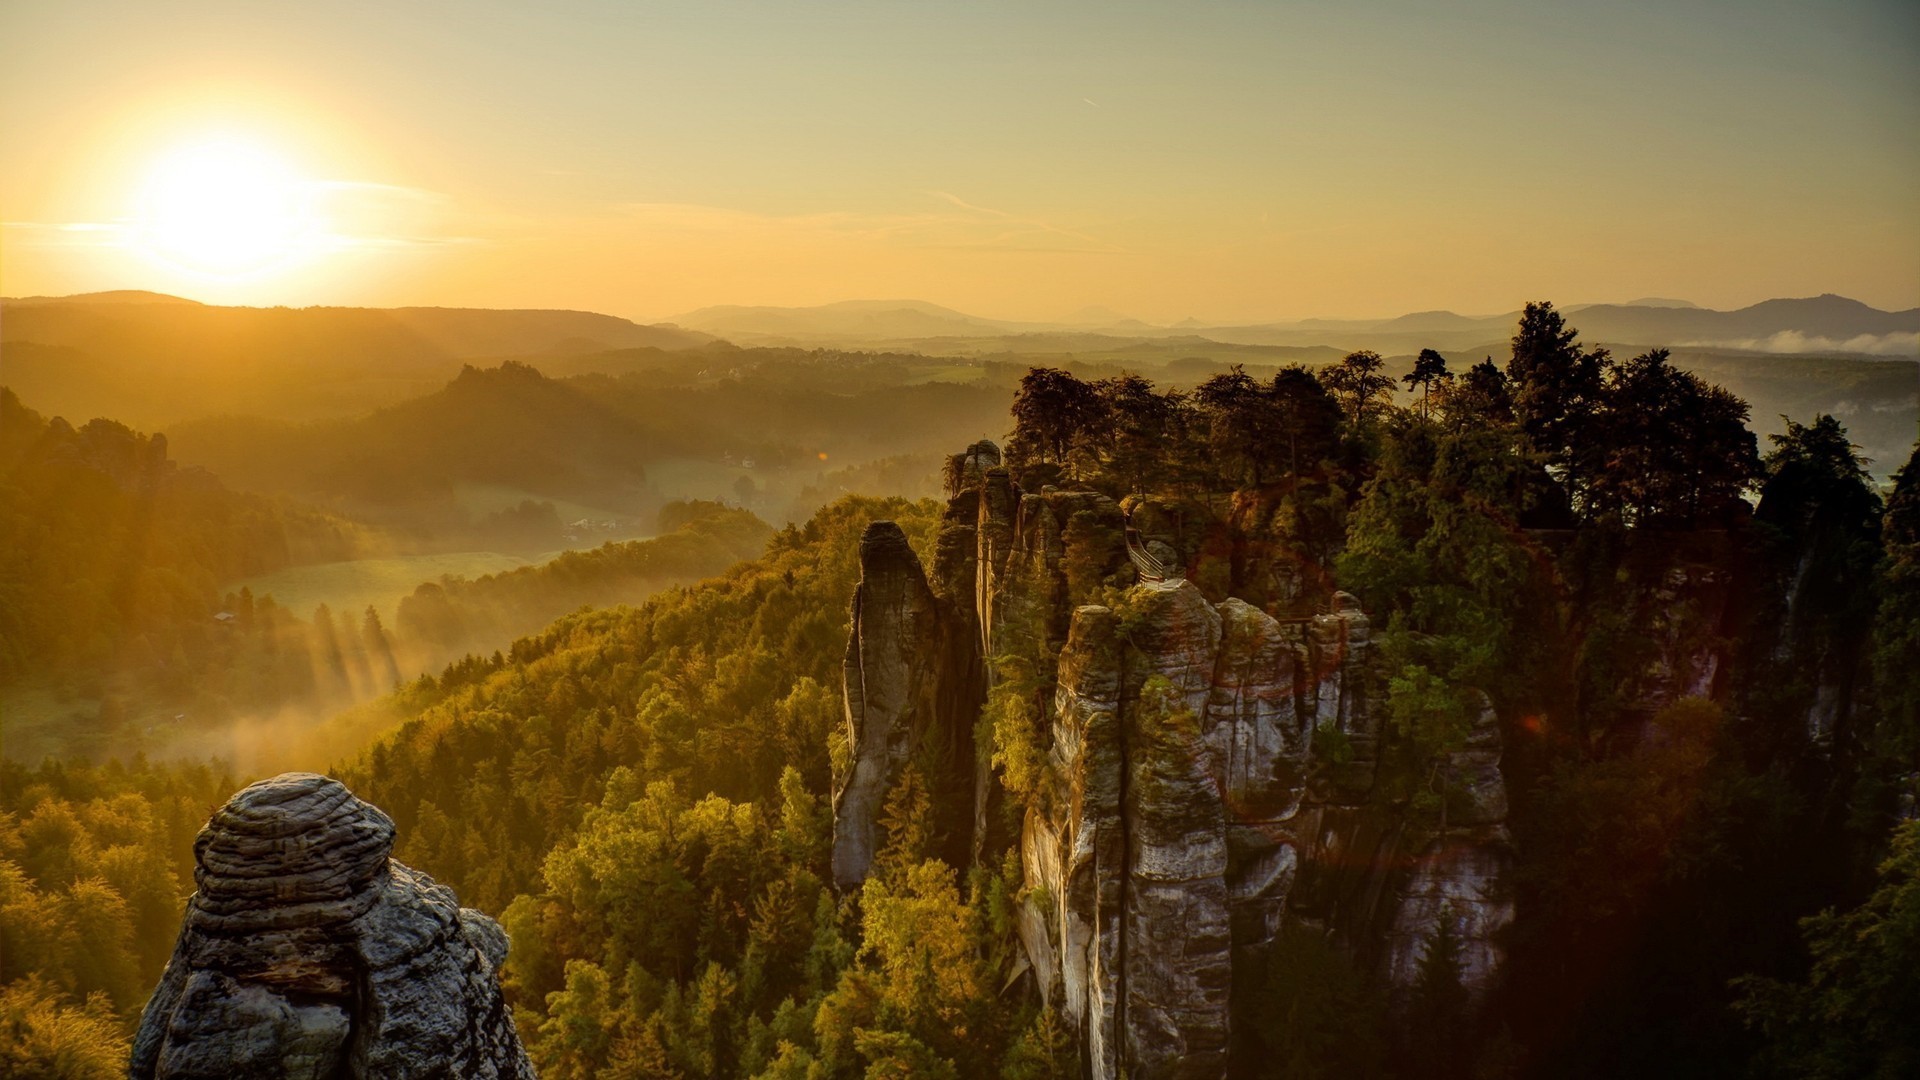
<box><xmin>1684</xmin><ymin>331</ymin><xmax>1920</xmax><ymax>357</ymax></box>
<box><xmin>1</xmin><ymin>221</ymin><xmax>135</xmax><ymax>248</ymax></box>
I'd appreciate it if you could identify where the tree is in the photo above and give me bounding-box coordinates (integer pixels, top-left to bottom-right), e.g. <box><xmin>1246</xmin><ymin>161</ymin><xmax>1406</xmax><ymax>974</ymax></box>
<box><xmin>1269</xmin><ymin>365</ymin><xmax>1343</xmax><ymax>484</ymax></box>
<box><xmin>1007</xmin><ymin>368</ymin><xmax>1104</xmax><ymax>470</ymax></box>
<box><xmin>1870</xmin><ymin>443</ymin><xmax>1920</xmax><ymax>773</ymax></box>
<box><xmin>1745</xmin><ymin>414</ymin><xmax>1885</xmax><ymax>761</ymax></box>
<box><xmin>1404</xmin><ymin>907</ymin><xmax>1470</xmax><ymax>1079</ymax></box>
<box><xmin>1735</xmin><ymin>820</ymin><xmax>1920</xmax><ymax>1078</ymax></box>
<box><xmin>1001</xmin><ymin>1007</ymin><xmax>1076</xmax><ymax>1080</ymax></box>
<box><xmin>1404</xmin><ymin>349</ymin><xmax>1451</xmax><ymax>419</ymax></box>
<box><xmin>1505</xmin><ymin>302</ymin><xmax>1607</xmax><ymax>503</ymax></box>
<box><xmin>0</xmin><ymin>977</ymin><xmax>128</xmax><ymax>1079</ymax></box>
<box><xmin>363</xmin><ymin>606</ymin><xmax>402</xmax><ymax>687</ymax></box>
<box><xmin>1322</xmin><ymin>350</ymin><xmax>1396</xmax><ymax>431</ymax></box>
<box><xmin>1094</xmin><ymin>374</ymin><xmax>1179</xmax><ymax>494</ymax></box>
<box><xmin>1446</xmin><ymin>358</ymin><xmax>1512</xmax><ymax>427</ymax></box>
<box><xmin>1760</xmin><ymin>415</ymin><xmax>1879</xmax><ymax>537</ymax></box>
<box><xmin>1195</xmin><ymin>365</ymin><xmax>1277</xmax><ymax>487</ymax></box>
<box><xmin>1591</xmin><ymin>349</ymin><xmax>1760</xmax><ymax>526</ymax></box>
<box><xmin>1242</xmin><ymin>923</ymin><xmax>1386</xmax><ymax>1079</ymax></box>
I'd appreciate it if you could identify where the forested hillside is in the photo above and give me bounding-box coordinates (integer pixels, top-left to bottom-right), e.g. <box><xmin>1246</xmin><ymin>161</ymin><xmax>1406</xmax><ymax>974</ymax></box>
<box><xmin>0</xmin><ymin>388</ymin><xmax>374</xmax><ymax>684</ymax></box>
<box><xmin>0</xmin><ymin>294</ymin><xmax>711</xmax><ymax>428</ymax></box>
<box><xmin>0</xmin><ymin>385</ymin><xmax>774</xmax><ymax>763</ymax></box>
<box><xmin>166</xmin><ymin>356</ymin><xmax>1014</xmax><ymax>534</ymax></box>
<box><xmin>4</xmin><ymin>302</ymin><xmax>1915</xmax><ymax>1077</ymax></box>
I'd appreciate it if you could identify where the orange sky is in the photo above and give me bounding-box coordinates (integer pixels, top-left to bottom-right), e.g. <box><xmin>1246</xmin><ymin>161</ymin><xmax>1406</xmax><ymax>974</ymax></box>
<box><xmin>3</xmin><ymin>1</ymin><xmax>1915</xmax><ymax>323</ymax></box>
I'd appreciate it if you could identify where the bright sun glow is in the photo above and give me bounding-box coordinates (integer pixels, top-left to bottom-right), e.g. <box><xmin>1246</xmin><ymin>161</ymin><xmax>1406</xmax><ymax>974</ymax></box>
<box><xmin>133</xmin><ymin>138</ymin><xmax>326</xmax><ymax>278</ymax></box>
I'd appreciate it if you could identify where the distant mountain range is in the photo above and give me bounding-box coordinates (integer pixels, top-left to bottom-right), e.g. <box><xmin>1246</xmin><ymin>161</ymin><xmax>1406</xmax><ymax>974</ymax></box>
<box><xmin>3</xmin><ymin>289</ymin><xmax>1912</xmax><ymax>438</ymax></box>
<box><xmin>0</xmin><ymin>291</ymin><xmax>713</xmax><ymax>428</ymax></box>
<box><xmin>4</xmin><ymin>290</ymin><xmax>712</xmax><ymax>363</ymax></box>
<box><xmin>669</xmin><ymin>293</ymin><xmax>1919</xmax><ymax>357</ymax></box>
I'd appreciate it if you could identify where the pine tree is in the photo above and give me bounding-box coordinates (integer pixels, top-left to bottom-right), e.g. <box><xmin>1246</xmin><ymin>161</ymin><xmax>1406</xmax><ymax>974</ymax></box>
<box><xmin>1406</xmin><ymin>905</ymin><xmax>1471</xmax><ymax>1079</ymax></box>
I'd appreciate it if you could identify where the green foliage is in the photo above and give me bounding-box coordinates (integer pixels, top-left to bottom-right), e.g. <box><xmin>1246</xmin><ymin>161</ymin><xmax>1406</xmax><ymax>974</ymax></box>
<box><xmin>0</xmin><ymin>388</ymin><xmax>372</xmax><ymax>724</ymax></box>
<box><xmin>0</xmin><ymin>976</ymin><xmax>130</xmax><ymax>1079</ymax></box>
<box><xmin>1404</xmin><ymin>909</ymin><xmax>1471</xmax><ymax>1079</ymax></box>
<box><xmin>1383</xmin><ymin>660</ymin><xmax>1477</xmax><ymax>799</ymax></box>
<box><xmin>985</xmin><ymin>553</ymin><xmax>1060</xmax><ymax>810</ymax></box>
<box><xmin>1506</xmin><ymin>301</ymin><xmax>1608</xmax><ymax>499</ymax></box>
<box><xmin>985</xmin><ymin>670</ymin><xmax>1048</xmax><ymax>807</ymax></box>
<box><xmin>1587</xmin><ymin>349</ymin><xmax>1760</xmax><ymax>526</ymax></box>
<box><xmin>1735</xmin><ymin>820</ymin><xmax>1920</xmax><ymax>1078</ymax></box>
<box><xmin>1007</xmin><ymin>368</ymin><xmax>1107</xmax><ymax>470</ymax></box>
<box><xmin>807</xmin><ymin>857</ymin><xmax>1022</xmax><ymax>1078</ymax></box>
<box><xmin>1870</xmin><ymin>443</ymin><xmax>1920</xmax><ymax>769</ymax></box>
<box><xmin>0</xmin><ymin>757</ymin><xmax>234</xmax><ymax>1060</ymax></box>
<box><xmin>3</xmin><ymin>313</ymin><xmax>1910</xmax><ymax>1080</ymax></box>
<box><xmin>1059</xmin><ymin>511</ymin><xmax>1124</xmax><ymax>605</ymax></box>
<box><xmin>999</xmin><ymin>1007</ymin><xmax>1076</xmax><ymax>1080</ymax></box>
<box><xmin>1404</xmin><ymin>349</ymin><xmax>1452</xmax><ymax>418</ymax></box>
<box><xmin>1321</xmin><ymin>350</ymin><xmax>1396</xmax><ymax>433</ymax></box>
<box><xmin>395</xmin><ymin>500</ymin><xmax>773</xmax><ymax>660</ymax></box>
<box><xmin>345</xmin><ymin>495</ymin><xmax>939</xmax><ymax>912</ymax></box>
<box><xmin>1515</xmin><ymin>697</ymin><xmax>1732</xmax><ymax>946</ymax></box>
<box><xmin>1339</xmin><ymin>417</ymin><xmax>1544</xmax><ymax>720</ymax></box>
<box><xmin>1237</xmin><ymin>922</ymin><xmax>1386</xmax><ymax>1079</ymax></box>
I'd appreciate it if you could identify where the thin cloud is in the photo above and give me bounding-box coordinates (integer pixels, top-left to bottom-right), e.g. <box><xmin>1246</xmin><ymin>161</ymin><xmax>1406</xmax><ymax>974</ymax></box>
<box><xmin>1684</xmin><ymin>331</ymin><xmax>1919</xmax><ymax>357</ymax></box>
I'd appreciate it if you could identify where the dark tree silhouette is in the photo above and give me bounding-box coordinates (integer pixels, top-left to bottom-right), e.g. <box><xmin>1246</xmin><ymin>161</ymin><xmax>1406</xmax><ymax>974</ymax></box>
<box><xmin>1096</xmin><ymin>374</ymin><xmax>1182</xmax><ymax>494</ymax></box>
<box><xmin>1592</xmin><ymin>349</ymin><xmax>1760</xmax><ymax>526</ymax></box>
<box><xmin>1506</xmin><ymin>301</ymin><xmax>1608</xmax><ymax>508</ymax></box>
<box><xmin>1405</xmin><ymin>348</ymin><xmax>1451</xmax><ymax>418</ymax></box>
<box><xmin>1270</xmin><ymin>365</ymin><xmax>1343</xmax><ymax>483</ymax></box>
<box><xmin>1448</xmin><ymin>357</ymin><xmax>1513</xmax><ymax>426</ymax></box>
<box><xmin>1196</xmin><ymin>365</ymin><xmax>1276</xmax><ymax>486</ymax></box>
<box><xmin>1322</xmin><ymin>350</ymin><xmax>1396</xmax><ymax>431</ymax></box>
<box><xmin>1007</xmin><ymin>367</ymin><xmax>1105</xmax><ymax>470</ymax></box>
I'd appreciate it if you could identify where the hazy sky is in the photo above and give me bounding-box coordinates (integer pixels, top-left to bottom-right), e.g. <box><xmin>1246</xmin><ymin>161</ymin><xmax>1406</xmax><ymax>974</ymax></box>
<box><xmin>3</xmin><ymin>0</ymin><xmax>1915</xmax><ymax>322</ymax></box>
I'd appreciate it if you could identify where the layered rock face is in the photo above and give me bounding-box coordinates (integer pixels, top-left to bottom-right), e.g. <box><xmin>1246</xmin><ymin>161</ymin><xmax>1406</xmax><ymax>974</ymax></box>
<box><xmin>1019</xmin><ymin>582</ymin><xmax>1507</xmax><ymax>1080</ymax></box>
<box><xmin>833</xmin><ymin>452</ymin><xmax>1517</xmax><ymax>1077</ymax></box>
<box><xmin>131</xmin><ymin>773</ymin><xmax>533</xmax><ymax>1080</ymax></box>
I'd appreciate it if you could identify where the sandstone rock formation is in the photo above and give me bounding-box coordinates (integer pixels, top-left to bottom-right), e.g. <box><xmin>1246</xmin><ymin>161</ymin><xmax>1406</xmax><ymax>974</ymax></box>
<box><xmin>831</xmin><ymin>520</ymin><xmax>972</xmax><ymax>888</ymax></box>
<box><xmin>834</xmin><ymin>455</ymin><xmax>1517</xmax><ymax>1078</ymax></box>
<box><xmin>131</xmin><ymin>772</ymin><xmax>534</xmax><ymax>1080</ymax></box>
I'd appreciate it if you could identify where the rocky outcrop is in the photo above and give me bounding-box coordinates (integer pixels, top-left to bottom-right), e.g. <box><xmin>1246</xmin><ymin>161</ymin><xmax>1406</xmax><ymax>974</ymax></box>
<box><xmin>1024</xmin><ymin>584</ymin><xmax>1311</xmax><ymax>1078</ymax></box>
<box><xmin>1377</xmin><ymin>693</ymin><xmax>1513</xmax><ymax>1007</ymax></box>
<box><xmin>832</xmin><ymin>520</ymin><xmax>974</xmax><ymax>889</ymax></box>
<box><xmin>131</xmin><ymin>772</ymin><xmax>533</xmax><ymax>1080</ymax></box>
<box><xmin>841</xmin><ymin>458</ymin><xmax>1516</xmax><ymax>1077</ymax></box>
<box><xmin>1019</xmin><ymin>582</ymin><xmax>1511</xmax><ymax>1078</ymax></box>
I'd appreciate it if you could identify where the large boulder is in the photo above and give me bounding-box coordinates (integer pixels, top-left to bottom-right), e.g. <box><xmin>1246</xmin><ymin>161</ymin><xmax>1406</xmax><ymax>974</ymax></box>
<box><xmin>130</xmin><ymin>772</ymin><xmax>534</xmax><ymax>1079</ymax></box>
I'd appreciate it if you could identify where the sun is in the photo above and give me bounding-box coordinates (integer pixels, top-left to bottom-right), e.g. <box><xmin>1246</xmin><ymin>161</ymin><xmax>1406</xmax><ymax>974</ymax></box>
<box><xmin>133</xmin><ymin>137</ymin><xmax>326</xmax><ymax>278</ymax></box>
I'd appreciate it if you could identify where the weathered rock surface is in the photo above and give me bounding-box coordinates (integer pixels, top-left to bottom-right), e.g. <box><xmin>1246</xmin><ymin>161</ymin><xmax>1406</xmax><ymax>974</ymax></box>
<box><xmin>1019</xmin><ymin>581</ymin><xmax>1511</xmax><ymax>1078</ymax></box>
<box><xmin>1377</xmin><ymin>693</ymin><xmax>1514</xmax><ymax>1007</ymax></box>
<box><xmin>832</xmin><ymin>520</ymin><xmax>971</xmax><ymax>889</ymax></box>
<box><xmin>130</xmin><ymin>772</ymin><xmax>534</xmax><ymax>1080</ymax></box>
<box><xmin>843</xmin><ymin>461</ymin><xmax>1517</xmax><ymax>1077</ymax></box>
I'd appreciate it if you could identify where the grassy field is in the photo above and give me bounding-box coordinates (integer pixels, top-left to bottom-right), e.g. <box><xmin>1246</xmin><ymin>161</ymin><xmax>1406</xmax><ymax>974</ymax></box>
<box><xmin>231</xmin><ymin>551</ymin><xmax>533</xmax><ymax>624</ymax></box>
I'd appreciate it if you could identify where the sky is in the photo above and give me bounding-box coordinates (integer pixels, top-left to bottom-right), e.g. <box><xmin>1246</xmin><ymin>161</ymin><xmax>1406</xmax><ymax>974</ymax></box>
<box><xmin>2</xmin><ymin>0</ymin><xmax>1915</xmax><ymax>323</ymax></box>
